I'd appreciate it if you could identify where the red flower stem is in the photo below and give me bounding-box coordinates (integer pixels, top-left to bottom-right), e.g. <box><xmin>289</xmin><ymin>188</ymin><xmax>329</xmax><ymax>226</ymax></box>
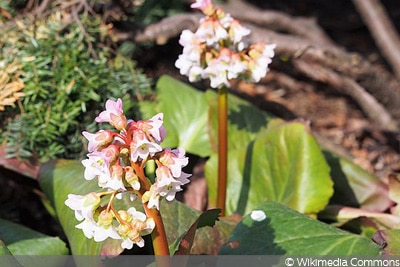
<box><xmin>217</xmin><ymin>86</ymin><xmax>228</xmax><ymax>217</ymax></box>
<box><xmin>132</xmin><ymin>162</ymin><xmax>170</xmax><ymax>260</ymax></box>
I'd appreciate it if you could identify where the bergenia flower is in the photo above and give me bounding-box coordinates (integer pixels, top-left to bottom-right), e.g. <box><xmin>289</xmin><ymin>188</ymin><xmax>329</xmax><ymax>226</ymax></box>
<box><xmin>118</xmin><ymin>208</ymin><xmax>155</xmax><ymax>249</ymax></box>
<box><xmin>175</xmin><ymin>0</ymin><xmax>275</xmax><ymax>88</ymax></box>
<box><xmin>95</xmin><ymin>98</ymin><xmax>127</xmax><ymax>131</ymax></box>
<box><xmin>81</xmin><ymin>151</ymin><xmax>111</xmax><ymax>185</ymax></box>
<box><xmin>65</xmin><ymin>193</ymin><xmax>100</xmax><ymax>221</ymax></box>
<box><xmin>130</xmin><ymin>131</ymin><xmax>163</xmax><ymax>162</ymax></box>
<box><xmin>191</xmin><ymin>0</ymin><xmax>214</xmax><ymax>15</ymax></box>
<box><xmin>155</xmin><ymin>166</ymin><xmax>191</xmax><ymax>202</ymax></box>
<box><xmin>82</xmin><ymin>130</ymin><xmax>114</xmax><ymax>152</ymax></box>
<box><xmin>158</xmin><ymin>148</ymin><xmax>189</xmax><ymax>178</ymax></box>
<box><xmin>66</xmin><ymin>98</ymin><xmax>191</xmax><ymax>251</ymax></box>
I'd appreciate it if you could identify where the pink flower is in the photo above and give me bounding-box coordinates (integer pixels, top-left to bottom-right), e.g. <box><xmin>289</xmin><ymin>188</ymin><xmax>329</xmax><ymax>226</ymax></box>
<box><xmin>196</xmin><ymin>18</ymin><xmax>228</xmax><ymax>46</ymax></box>
<box><xmin>191</xmin><ymin>0</ymin><xmax>214</xmax><ymax>15</ymax></box>
<box><xmin>81</xmin><ymin>152</ymin><xmax>111</xmax><ymax>183</ymax></box>
<box><xmin>155</xmin><ymin>166</ymin><xmax>191</xmax><ymax>202</ymax></box>
<box><xmin>95</xmin><ymin>98</ymin><xmax>127</xmax><ymax>131</ymax></box>
<box><xmin>158</xmin><ymin>148</ymin><xmax>188</xmax><ymax>178</ymax></box>
<box><xmin>130</xmin><ymin>131</ymin><xmax>162</xmax><ymax>162</ymax></box>
<box><xmin>136</xmin><ymin>113</ymin><xmax>166</xmax><ymax>143</ymax></box>
<box><xmin>229</xmin><ymin>20</ymin><xmax>251</xmax><ymax>44</ymax></box>
<box><xmin>82</xmin><ymin>130</ymin><xmax>114</xmax><ymax>152</ymax></box>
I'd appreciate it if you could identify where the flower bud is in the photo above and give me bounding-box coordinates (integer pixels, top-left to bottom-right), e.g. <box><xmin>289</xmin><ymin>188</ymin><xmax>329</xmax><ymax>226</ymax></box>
<box><xmin>98</xmin><ymin>210</ymin><xmax>114</xmax><ymax>227</ymax></box>
<box><xmin>125</xmin><ymin>166</ymin><xmax>140</xmax><ymax>190</ymax></box>
<box><xmin>128</xmin><ymin>229</ymin><xmax>140</xmax><ymax>243</ymax></box>
<box><xmin>118</xmin><ymin>223</ymin><xmax>130</xmax><ymax>236</ymax></box>
<box><xmin>118</xmin><ymin>210</ymin><xmax>132</xmax><ymax>223</ymax></box>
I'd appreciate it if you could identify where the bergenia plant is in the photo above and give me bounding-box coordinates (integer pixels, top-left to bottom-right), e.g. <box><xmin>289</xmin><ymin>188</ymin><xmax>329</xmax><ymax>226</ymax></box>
<box><xmin>175</xmin><ymin>0</ymin><xmax>275</xmax><ymax>215</ymax></box>
<box><xmin>65</xmin><ymin>98</ymin><xmax>191</xmax><ymax>255</ymax></box>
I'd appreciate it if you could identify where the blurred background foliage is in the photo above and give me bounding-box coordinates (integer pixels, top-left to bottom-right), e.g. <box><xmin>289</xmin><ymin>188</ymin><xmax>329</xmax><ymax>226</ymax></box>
<box><xmin>0</xmin><ymin>0</ymin><xmax>191</xmax><ymax>162</ymax></box>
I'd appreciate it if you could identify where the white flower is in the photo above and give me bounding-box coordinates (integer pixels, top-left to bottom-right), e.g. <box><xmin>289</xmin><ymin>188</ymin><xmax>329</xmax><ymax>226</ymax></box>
<box><xmin>155</xmin><ymin>166</ymin><xmax>191</xmax><ymax>202</ymax></box>
<box><xmin>81</xmin><ymin>152</ymin><xmax>111</xmax><ymax>183</ymax></box>
<box><xmin>158</xmin><ymin>148</ymin><xmax>189</xmax><ymax>178</ymax></box>
<box><xmin>203</xmin><ymin>56</ymin><xmax>230</xmax><ymax>88</ymax></box>
<box><xmin>145</xmin><ymin>185</ymin><xmax>161</xmax><ymax>210</ymax></box>
<box><xmin>130</xmin><ymin>131</ymin><xmax>162</xmax><ymax>162</ymax></box>
<box><xmin>76</xmin><ymin>218</ymin><xmax>120</xmax><ymax>242</ymax></box>
<box><xmin>65</xmin><ymin>193</ymin><xmax>100</xmax><ymax>221</ymax></box>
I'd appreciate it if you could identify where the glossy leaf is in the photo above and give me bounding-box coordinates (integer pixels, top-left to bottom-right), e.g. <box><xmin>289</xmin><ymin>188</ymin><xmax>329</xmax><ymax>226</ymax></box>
<box><xmin>0</xmin><ymin>240</ymin><xmax>23</xmax><ymax>267</ymax></box>
<box><xmin>170</xmin><ymin>209</ymin><xmax>221</xmax><ymax>255</ymax></box>
<box><xmin>0</xmin><ymin>218</ymin><xmax>68</xmax><ymax>255</ymax></box>
<box><xmin>140</xmin><ymin>75</ymin><xmax>211</xmax><ymax>157</ymax></box>
<box><xmin>206</xmin><ymin>119</ymin><xmax>333</xmax><ymax>215</ymax></box>
<box><xmin>219</xmin><ymin>201</ymin><xmax>381</xmax><ymax>255</ymax></box>
<box><xmin>324</xmin><ymin>151</ymin><xmax>391</xmax><ymax>212</ymax></box>
<box><xmin>320</xmin><ymin>205</ymin><xmax>400</xmax><ymax>229</ymax></box>
<box><xmin>205</xmin><ymin>89</ymin><xmax>272</xmax><ymax>152</ymax></box>
<box><xmin>38</xmin><ymin>160</ymin><xmax>120</xmax><ymax>256</ymax></box>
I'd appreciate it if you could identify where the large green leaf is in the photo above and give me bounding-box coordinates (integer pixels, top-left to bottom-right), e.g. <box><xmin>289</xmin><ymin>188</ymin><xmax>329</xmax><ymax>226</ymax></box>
<box><xmin>206</xmin><ymin>119</ymin><xmax>333</xmax><ymax>215</ymax></box>
<box><xmin>0</xmin><ymin>240</ymin><xmax>23</xmax><ymax>267</ymax></box>
<box><xmin>219</xmin><ymin>201</ymin><xmax>381</xmax><ymax>255</ymax></box>
<box><xmin>205</xmin><ymin>89</ymin><xmax>272</xmax><ymax>152</ymax></box>
<box><xmin>140</xmin><ymin>75</ymin><xmax>211</xmax><ymax>157</ymax></box>
<box><xmin>0</xmin><ymin>219</ymin><xmax>68</xmax><ymax>256</ymax></box>
<box><xmin>170</xmin><ymin>209</ymin><xmax>221</xmax><ymax>255</ymax></box>
<box><xmin>324</xmin><ymin>151</ymin><xmax>391</xmax><ymax>212</ymax></box>
<box><xmin>161</xmin><ymin>200</ymin><xmax>238</xmax><ymax>255</ymax></box>
<box><xmin>38</xmin><ymin>160</ymin><xmax>118</xmax><ymax>256</ymax></box>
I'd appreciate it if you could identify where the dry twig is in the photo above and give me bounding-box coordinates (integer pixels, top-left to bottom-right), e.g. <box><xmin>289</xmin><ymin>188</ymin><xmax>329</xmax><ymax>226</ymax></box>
<box><xmin>352</xmin><ymin>0</ymin><xmax>400</xmax><ymax>81</ymax></box>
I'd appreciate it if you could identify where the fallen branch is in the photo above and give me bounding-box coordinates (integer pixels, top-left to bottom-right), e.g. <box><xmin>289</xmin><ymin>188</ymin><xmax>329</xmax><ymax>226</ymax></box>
<box><xmin>293</xmin><ymin>60</ymin><xmax>396</xmax><ymax>130</ymax></box>
<box><xmin>220</xmin><ymin>0</ymin><xmax>335</xmax><ymax>46</ymax></box>
<box><xmin>352</xmin><ymin>0</ymin><xmax>400</xmax><ymax>80</ymax></box>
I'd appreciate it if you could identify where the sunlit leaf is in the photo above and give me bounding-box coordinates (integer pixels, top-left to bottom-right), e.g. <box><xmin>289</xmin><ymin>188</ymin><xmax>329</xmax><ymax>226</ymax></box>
<box><xmin>140</xmin><ymin>75</ymin><xmax>211</xmax><ymax>157</ymax></box>
<box><xmin>206</xmin><ymin>119</ymin><xmax>333</xmax><ymax>215</ymax></box>
<box><xmin>324</xmin><ymin>151</ymin><xmax>391</xmax><ymax>212</ymax></box>
<box><xmin>38</xmin><ymin>160</ymin><xmax>121</xmax><ymax>256</ymax></box>
<box><xmin>320</xmin><ymin>205</ymin><xmax>400</xmax><ymax>229</ymax></box>
<box><xmin>0</xmin><ymin>218</ymin><xmax>68</xmax><ymax>256</ymax></box>
<box><xmin>170</xmin><ymin>209</ymin><xmax>220</xmax><ymax>255</ymax></box>
<box><xmin>220</xmin><ymin>201</ymin><xmax>381</xmax><ymax>255</ymax></box>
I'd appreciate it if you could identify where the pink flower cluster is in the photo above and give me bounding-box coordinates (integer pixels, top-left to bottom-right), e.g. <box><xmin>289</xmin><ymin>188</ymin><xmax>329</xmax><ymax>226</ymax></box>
<box><xmin>175</xmin><ymin>0</ymin><xmax>275</xmax><ymax>88</ymax></box>
<box><xmin>65</xmin><ymin>98</ymin><xmax>191</xmax><ymax>249</ymax></box>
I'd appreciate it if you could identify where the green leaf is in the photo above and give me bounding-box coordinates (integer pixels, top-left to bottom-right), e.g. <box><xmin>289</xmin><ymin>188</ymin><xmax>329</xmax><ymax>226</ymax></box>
<box><xmin>160</xmin><ymin>200</ymin><xmax>237</xmax><ymax>255</ymax></box>
<box><xmin>140</xmin><ymin>75</ymin><xmax>210</xmax><ymax>157</ymax></box>
<box><xmin>0</xmin><ymin>240</ymin><xmax>23</xmax><ymax>267</ymax></box>
<box><xmin>170</xmin><ymin>209</ymin><xmax>221</xmax><ymax>255</ymax></box>
<box><xmin>205</xmin><ymin>89</ymin><xmax>272</xmax><ymax>152</ymax></box>
<box><xmin>324</xmin><ymin>151</ymin><xmax>391</xmax><ymax>212</ymax></box>
<box><xmin>206</xmin><ymin>119</ymin><xmax>333</xmax><ymax>215</ymax></box>
<box><xmin>38</xmin><ymin>159</ymin><xmax>121</xmax><ymax>256</ymax></box>
<box><xmin>0</xmin><ymin>218</ymin><xmax>68</xmax><ymax>255</ymax></box>
<box><xmin>219</xmin><ymin>201</ymin><xmax>381</xmax><ymax>255</ymax></box>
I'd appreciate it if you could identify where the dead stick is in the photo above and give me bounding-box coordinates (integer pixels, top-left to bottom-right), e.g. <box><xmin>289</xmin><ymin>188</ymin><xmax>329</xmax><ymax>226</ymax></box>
<box><xmin>352</xmin><ymin>0</ymin><xmax>400</xmax><ymax>80</ymax></box>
